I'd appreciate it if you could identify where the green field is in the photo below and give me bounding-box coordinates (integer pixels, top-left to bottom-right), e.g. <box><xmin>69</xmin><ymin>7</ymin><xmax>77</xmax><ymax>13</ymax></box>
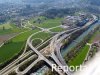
<box><xmin>29</xmin><ymin>16</ymin><xmax>47</xmax><ymax>24</ymax></box>
<box><xmin>68</xmin><ymin>45</ymin><xmax>89</xmax><ymax>67</ymax></box>
<box><xmin>32</xmin><ymin>32</ymin><xmax>52</xmax><ymax>40</ymax></box>
<box><xmin>0</xmin><ymin>22</ymin><xmax>12</xmax><ymax>29</ymax></box>
<box><xmin>32</xmin><ymin>39</ymin><xmax>42</xmax><ymax>47</ymax></box>
<box><xmin>0</xmin><ymin>29</ymin><xmax>40</xmax><ymax>64</ymax></box>
<box><xmin>0</xmin><ymin>28</ymin><xmax>28</xmax><ymax>35</ymax></box>
<box><xmin>30</xmin><ymin>17</ymin><xmax>63</xmax><ymax>28</ymax></box>
<box><xmin>0</xmin><ymin>23</ymin><xmax>29</xmax><ymax>35</ymax></box>
<box><xmin>50</xmin><ymin>27</ymin><xmax>65</xmax><ymax>32</ymax></box>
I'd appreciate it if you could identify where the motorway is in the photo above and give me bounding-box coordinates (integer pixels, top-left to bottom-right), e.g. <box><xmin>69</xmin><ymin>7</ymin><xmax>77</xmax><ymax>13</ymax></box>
<box><xmin>0</xmin><ymin>25</ymin><xmax>66</xmax><ymax>75</ymax></box>
<box><xmin>16</xmin><ymin>33</ymin><xmax>64</xmax><ymax>75</ymax></box>
<box><xmin>17</xmin><ymin>15</ymin><xmax>97</xmax><ymax>75</ymax></box>
<box><xmin>0</xmin><ymin>15</ymin><xmax>98</xmax><ymax>75</ymax></box>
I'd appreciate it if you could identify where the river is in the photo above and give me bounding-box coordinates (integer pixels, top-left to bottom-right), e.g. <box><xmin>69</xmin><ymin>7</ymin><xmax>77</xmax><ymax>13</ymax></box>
<box><xmin>61</xmin><ymin>20</ymin><xmax>100</xmax><ymax>57</ymax></box>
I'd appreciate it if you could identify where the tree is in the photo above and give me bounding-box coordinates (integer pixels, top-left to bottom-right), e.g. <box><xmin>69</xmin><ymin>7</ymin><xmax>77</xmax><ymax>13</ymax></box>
<box><xmin>3</xmin><ymin>26</ymin><xmax>5</xmax><ymax>30</ymax></box>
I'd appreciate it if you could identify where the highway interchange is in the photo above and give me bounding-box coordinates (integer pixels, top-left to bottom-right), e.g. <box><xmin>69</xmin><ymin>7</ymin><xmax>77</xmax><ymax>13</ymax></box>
<box><xmin>0</xmin><ymin>14</ymin><xmax>98</xmax><ymax>75</ymax></box>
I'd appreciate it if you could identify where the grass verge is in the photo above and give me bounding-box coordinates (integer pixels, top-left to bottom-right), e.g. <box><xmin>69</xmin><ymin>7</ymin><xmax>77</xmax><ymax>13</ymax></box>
<box><xmin>50</xmin><ymin>27</ymin><xmax>64</xmax><ymax>32</ymax></box>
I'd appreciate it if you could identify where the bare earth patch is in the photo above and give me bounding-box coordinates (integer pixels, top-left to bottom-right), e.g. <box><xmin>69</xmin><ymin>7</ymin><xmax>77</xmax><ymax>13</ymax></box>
<box><xmin>0</xmin><ymin>33</ymin><xmax>18</xmax><ymax>45</ymax></box>
<box><xmin>92</xmin><ymin>33</ymin><xmax>100</xmax><ymax>43</ymax></box>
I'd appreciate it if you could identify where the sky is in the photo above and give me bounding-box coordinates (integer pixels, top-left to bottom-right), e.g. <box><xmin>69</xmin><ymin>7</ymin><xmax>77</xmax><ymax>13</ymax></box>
<box><xmin>0</xmin><ymin>0</ymin><xmax>22</xmax><ymax>3</ymax></box>
<box><xmin>0</xmin><ymin>0</ymin><xmax>77</xmax><ymax>3</ymax></box>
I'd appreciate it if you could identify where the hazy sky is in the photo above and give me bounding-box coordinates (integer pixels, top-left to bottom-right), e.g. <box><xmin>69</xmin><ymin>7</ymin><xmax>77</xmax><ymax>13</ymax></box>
<box><xmin>0</xmin><ymin>0</ymin><xmax>77</xmax><ymax>3</ymax></box>
<box><xmin>0</xmin><ymin>0</ymin><xmax>22</xmax><ymax>3</ymax></box>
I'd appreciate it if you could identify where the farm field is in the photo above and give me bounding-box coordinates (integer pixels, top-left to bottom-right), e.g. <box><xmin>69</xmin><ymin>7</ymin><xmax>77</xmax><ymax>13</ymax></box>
<box><xmin>0</xmin><ymin>29</ymin><xmax>40</xmax><ymax>65</ymax></box>
<box><xmin>0</xmin><ymin>22</ymin><xmax>28</xmax><ymax>35</ymax></box>
<box><xmin>68</xmin><ymin>45</ymin><xmax>89</xmax><ymax>67</ymax></box>
<box><xmin>0</xmin><ymin>28</ymin><xmax>28</xmax><ymax>35</ymax></box>
<box><xmin>50</xmin><ymin>27</ymin><xmax>65</xmax><ymax>32</ymax></box>
<box><xmin>0</xmin><ymin>22</ymin><xmax>12</xmax><ymax>29</ymax></box>
<box><xmin>30</xmin><ymin>17</ymin><xmax>63</xmax><ymax>28</ymax></box>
